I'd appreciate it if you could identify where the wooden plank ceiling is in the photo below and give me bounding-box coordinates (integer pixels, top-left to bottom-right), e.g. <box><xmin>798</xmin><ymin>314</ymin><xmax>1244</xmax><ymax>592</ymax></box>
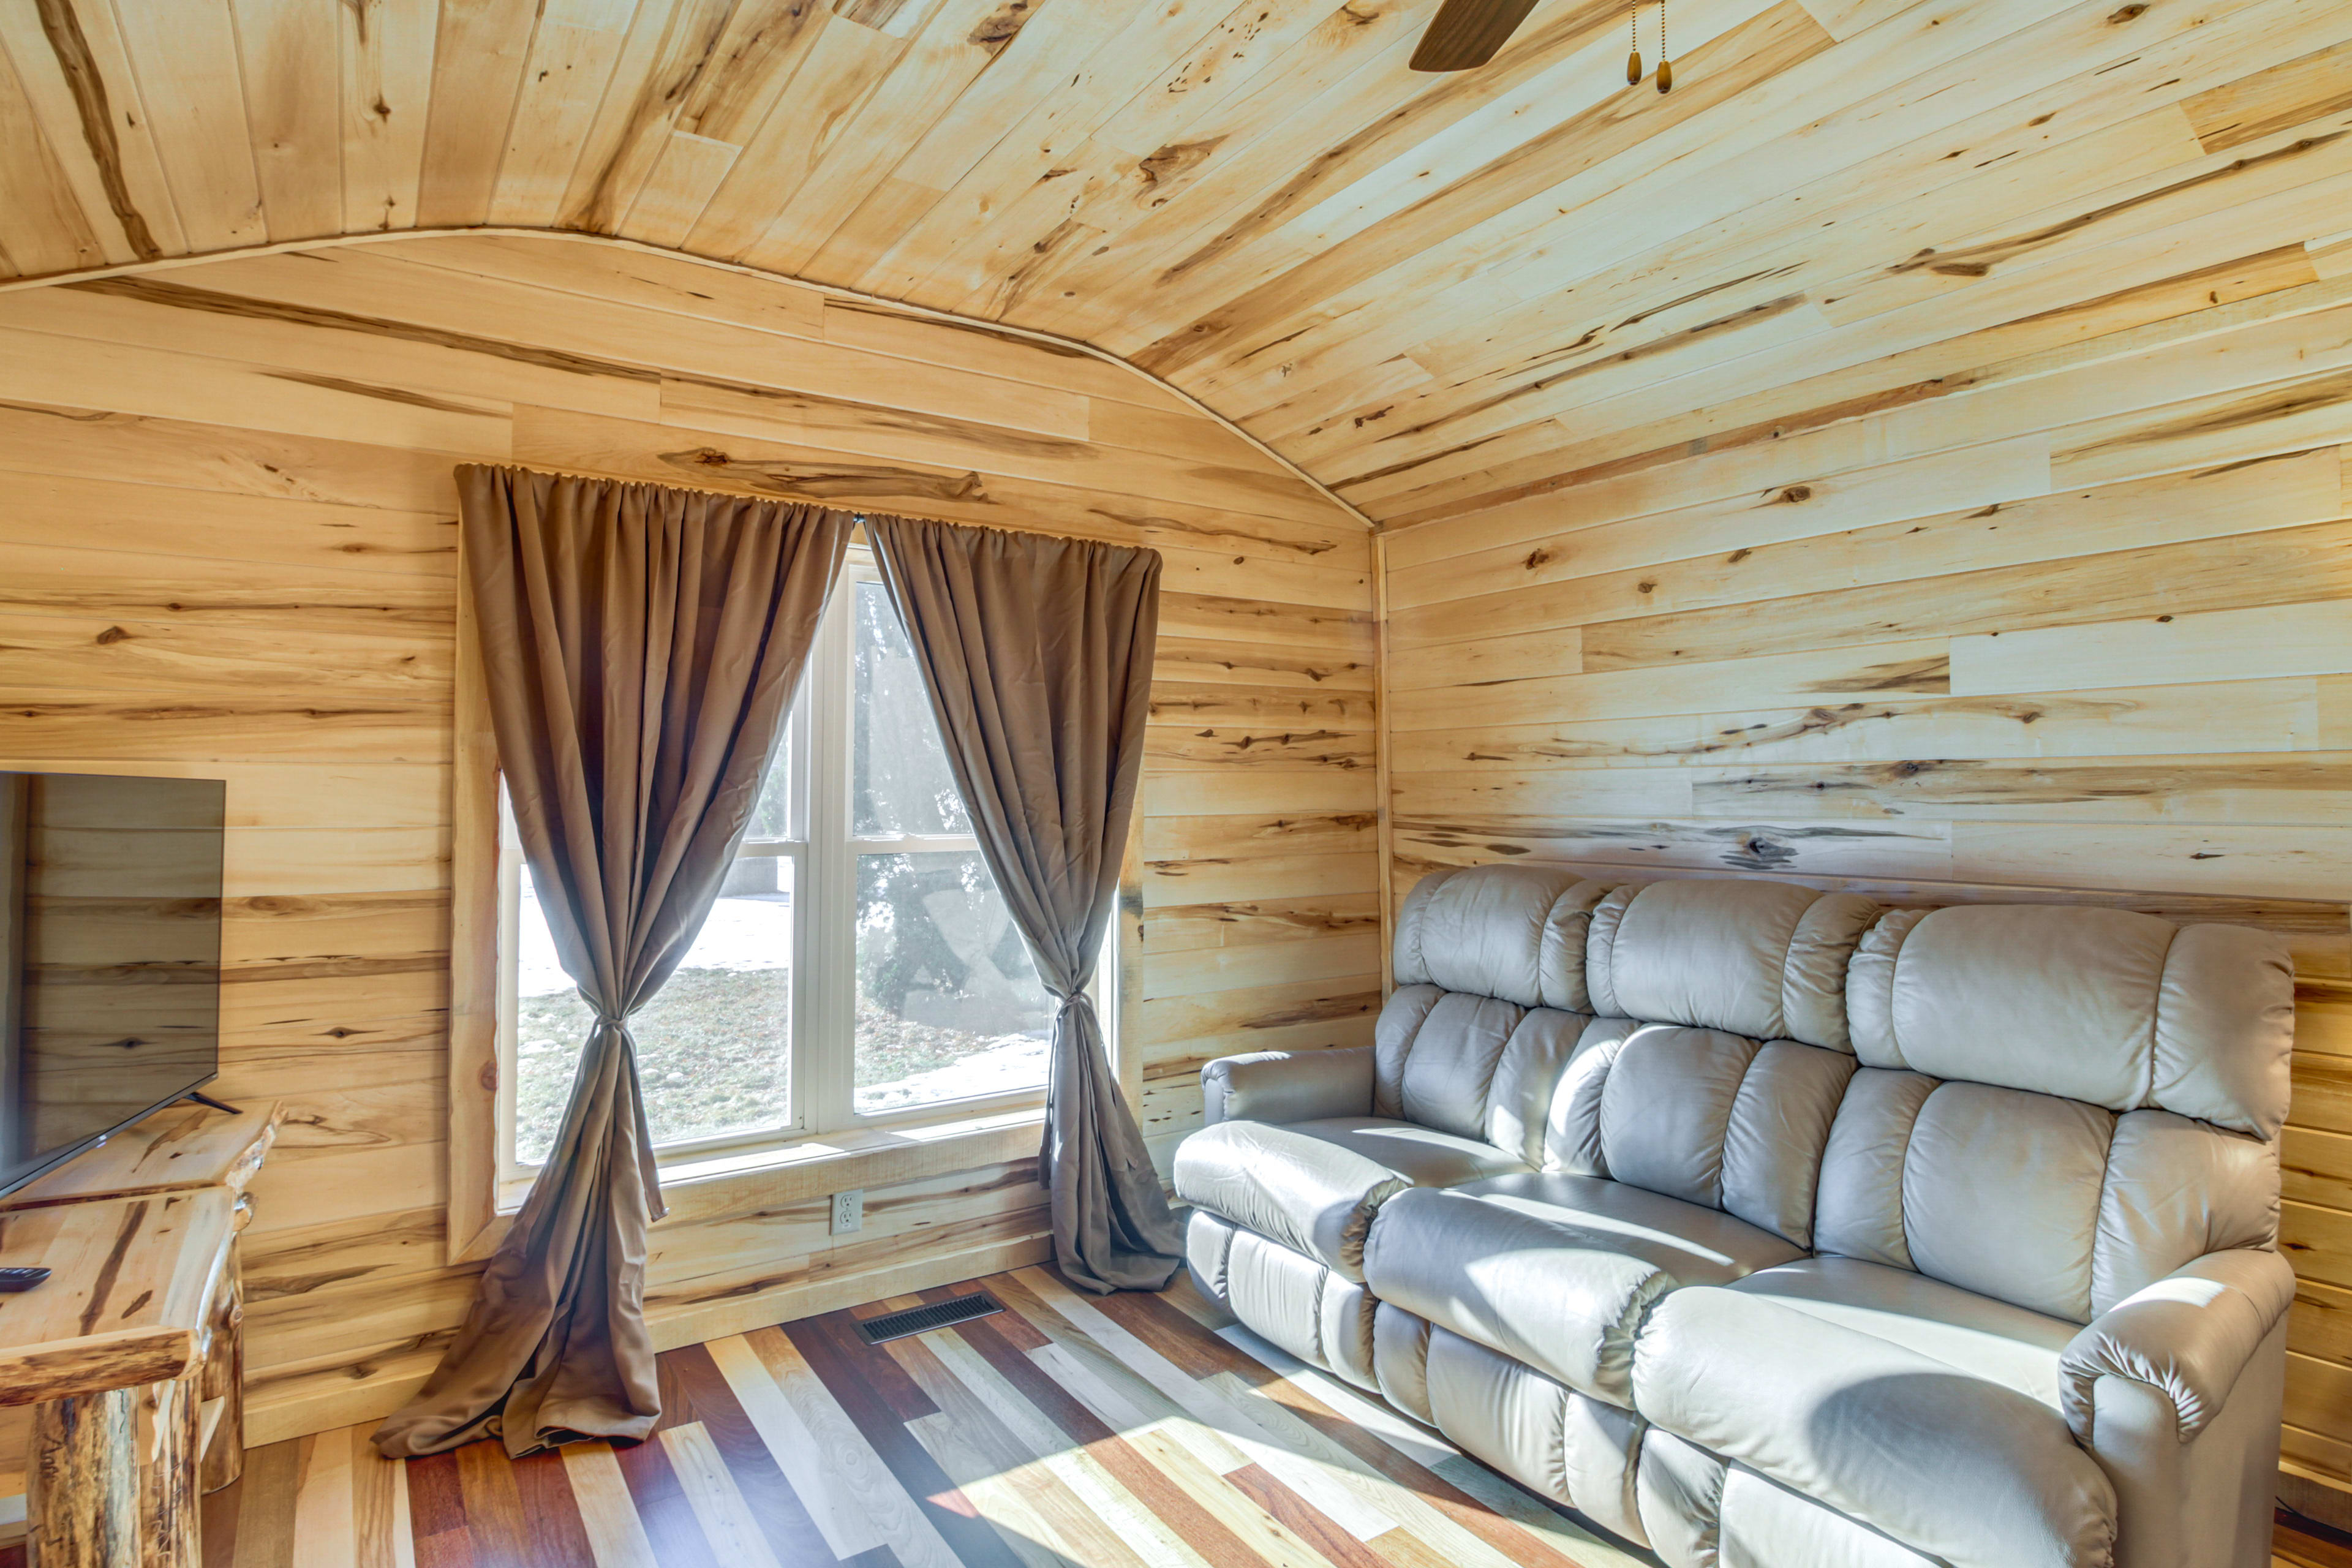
<box><xmin>1</xmin><ymin>0</ymin><xmax>2348</xmax><ymax>528</ymax></box>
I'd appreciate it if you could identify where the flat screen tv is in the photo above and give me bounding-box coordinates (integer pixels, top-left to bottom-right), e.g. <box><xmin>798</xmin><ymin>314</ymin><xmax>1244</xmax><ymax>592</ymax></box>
<box><xmin>1</xmin><ymin>771</ymin><xmax>224</xmax><ymax>1198</ymax></box>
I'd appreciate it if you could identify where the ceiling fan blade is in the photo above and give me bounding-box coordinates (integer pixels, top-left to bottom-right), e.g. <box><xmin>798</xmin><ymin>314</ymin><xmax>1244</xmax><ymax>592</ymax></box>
<box><xmin>1409</xmin><ymin>0</ymin><xmax>1542</xmax><ymax>71</ymax></box>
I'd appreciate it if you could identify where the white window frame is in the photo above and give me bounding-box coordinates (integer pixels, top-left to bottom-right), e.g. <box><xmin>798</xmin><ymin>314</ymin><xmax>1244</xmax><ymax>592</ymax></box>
<box><xmin>489</xmin><ymin>545</ymin><xmax>1094</xmax><ymax>1199</ymax></box>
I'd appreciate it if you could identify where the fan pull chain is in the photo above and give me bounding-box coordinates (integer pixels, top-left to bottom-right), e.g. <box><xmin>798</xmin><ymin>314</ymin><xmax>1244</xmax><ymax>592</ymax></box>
<box><xmin>1657</xmin><ymin>0</ymin><xmax>1673</xmax><ymax>92</ymax></box>
<box><xmin>1626</xmin><ymin>0</ymin><xmax>1642</xmax><ymax>85</ymax></box>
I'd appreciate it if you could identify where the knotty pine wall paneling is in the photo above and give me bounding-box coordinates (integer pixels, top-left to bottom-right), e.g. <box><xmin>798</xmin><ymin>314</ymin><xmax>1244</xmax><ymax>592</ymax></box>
<box><xmin>1377</xmin><ymin>263</ymin><xmax>2352</xmax><ymax>1481</ymax></box>
<box><xmin>0</xmin><ymin>232</ymin><xmax>1379</xmax><ymax>1455</ymax></box>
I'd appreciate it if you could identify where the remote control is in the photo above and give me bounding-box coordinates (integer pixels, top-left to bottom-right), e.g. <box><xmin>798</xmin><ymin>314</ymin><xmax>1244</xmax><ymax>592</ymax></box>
<box><xmin>0</xmin><ymin>1267</ymin><xmax>52</xmax><ymax>1293</ymax></box>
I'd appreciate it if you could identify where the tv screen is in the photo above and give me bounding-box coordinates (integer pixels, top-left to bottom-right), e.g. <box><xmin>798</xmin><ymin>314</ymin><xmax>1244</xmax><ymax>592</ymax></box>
<box><xmin>1</xmin><ymin>771</ymin><xmax>224</xmax><ymax>1197</ymax></box>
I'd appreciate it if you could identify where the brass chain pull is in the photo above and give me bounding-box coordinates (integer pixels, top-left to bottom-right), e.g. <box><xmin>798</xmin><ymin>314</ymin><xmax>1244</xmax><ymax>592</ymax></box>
<box><xmin>1657</xmin><ymin>0</ymin><xmax>1673</xmax><ymax>91</ymax></box>
<box><xmin>1626</xmin><ymin>0</ymin><xmax>1642</xmax><ymax>85</ymax></box>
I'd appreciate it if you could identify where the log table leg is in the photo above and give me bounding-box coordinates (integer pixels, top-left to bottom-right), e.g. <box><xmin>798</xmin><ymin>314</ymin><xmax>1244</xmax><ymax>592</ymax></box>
<box><xmin>198</xmin><ymin>1247</ymin><xmax>243</xmax><ymax>1493</ymax></box>
<box><xmin>27</xmin><ymin>1388</ymin><xmax>137</xmax><ymax>1568</ymax></box>
<box><xmin>137</xmin><ymin>1376</ymin><xmax>202</xmax><ymax>1568</ymax></box>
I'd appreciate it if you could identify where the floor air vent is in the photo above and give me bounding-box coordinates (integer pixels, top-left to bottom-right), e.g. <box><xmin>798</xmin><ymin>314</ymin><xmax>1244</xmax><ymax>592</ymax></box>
<box><xmin>853</xmin><ymin>1291</ymin><xmax>1005</xmax><ymax>1346</ymax></box>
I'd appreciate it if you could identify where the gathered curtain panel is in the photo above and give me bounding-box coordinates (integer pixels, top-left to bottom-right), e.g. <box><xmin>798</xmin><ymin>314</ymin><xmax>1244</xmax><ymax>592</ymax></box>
<box><xmin>864</xmin><ymin>513</ymin><xmax>1184</xmax><ymax>1293</ymax></box>
<box><xmin>375</xmin><ymin>466</ymin><xmax>854</xmax><ymax>1458</ymax></box>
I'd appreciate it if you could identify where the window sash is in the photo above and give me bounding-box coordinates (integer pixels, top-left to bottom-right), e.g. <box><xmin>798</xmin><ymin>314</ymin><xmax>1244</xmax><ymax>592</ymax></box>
<box><xmin>495</xmin><ymin>547</ymin><xmax>1072</xmax><ymax>1186</ymax></box>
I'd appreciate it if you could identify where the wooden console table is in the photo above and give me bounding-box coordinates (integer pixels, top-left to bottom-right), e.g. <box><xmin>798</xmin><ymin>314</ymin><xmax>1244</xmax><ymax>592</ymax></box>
<box><xmin>0</xmin><ymin>1103</ymin><xmax>279</xmax><ymax>1568</ymax></box>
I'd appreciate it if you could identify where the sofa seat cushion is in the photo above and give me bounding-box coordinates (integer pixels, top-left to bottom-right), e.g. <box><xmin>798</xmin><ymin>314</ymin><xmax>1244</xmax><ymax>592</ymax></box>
<box><xmin>1634</xmin><ymin>1286</ymin><xmax>2117</xmax><ymax>1568</ymax></box>
<box><xmin>1282</xmin><ymin>1116</ymin><xmax>1532</xmax><ymax>1187</ymax></box>
<box><xmin>1460</xmin><ymin>1171</ymin><xmax>1806</xmax><ymax>1285</ymax></box>
<box><xmin>1172</xmin><ymin>1117</ymin><xmax>1526</xmax><ymax>1280</ymax></box>
<box><xmin>1732</xmin><ymin>1256</ymin><xmax>2076</xmax><ymax>1409</ymax></box>
<box><xmin>1364</xmin><ymin>1186</ymin><xmax>1676</xmax><ymax>1408</ymax></box>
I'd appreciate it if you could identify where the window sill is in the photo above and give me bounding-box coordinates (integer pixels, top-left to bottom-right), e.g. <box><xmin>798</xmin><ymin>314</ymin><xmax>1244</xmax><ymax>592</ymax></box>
<box><xmin>491</xmin><ymin>1101</ymin><xmax>1046</xmax><ymax>1224</ymax></box>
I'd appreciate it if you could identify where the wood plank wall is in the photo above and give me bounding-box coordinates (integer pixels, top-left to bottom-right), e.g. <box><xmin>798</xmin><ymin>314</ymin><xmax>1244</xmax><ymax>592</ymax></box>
<box><xmin>1378</xmin><ymin>260</ymin><xmax>2352</xmax><ymax>1479</ymax></box>
<box><xmin>0</xmin><ymin>232</ymin><xmax>1380</xmax><ymax>1455</ymax></box>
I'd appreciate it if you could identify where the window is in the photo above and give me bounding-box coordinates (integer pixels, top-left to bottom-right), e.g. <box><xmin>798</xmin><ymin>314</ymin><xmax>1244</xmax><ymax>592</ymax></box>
<box><xmin>493</xmin><ymin>548</ymin><xmax>1076</xmax><ymax>1185</ymax></box>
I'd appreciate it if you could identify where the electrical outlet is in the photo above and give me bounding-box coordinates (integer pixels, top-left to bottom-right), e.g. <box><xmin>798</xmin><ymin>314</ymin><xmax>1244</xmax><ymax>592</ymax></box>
<box><xmin>831</xmin><ymin>1188</ymin><xmax>864</xmax><ymax>1235</ymax></box>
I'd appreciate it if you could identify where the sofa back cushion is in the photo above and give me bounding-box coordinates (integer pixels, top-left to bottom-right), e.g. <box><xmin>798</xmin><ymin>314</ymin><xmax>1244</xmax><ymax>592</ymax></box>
<box><xmin>1380</xmin><ymin>866</ymin><xmax>2291</xmax><ymax>1297</ymax></box>
<box><xmin>1588</xmin><ymin>880</ymin><xmax>1882</xmax><ymax>1051</ymax></box>
<box><xmin>1562</xmin><ymin>1025</ymin><xmax>1855</xmax><ymax>1248</ymax></box>
<box><xmin>1386</xmin><ymin>870</ymin><xmax>1881</xmax><ymax>1239</ymax></box>
<box><xmin>1376</xmin><ymin>989</ymin><xmax>1520</xmax><ymax>1139</ymax></box>
<box><xmin>1392</xmin><ymin>864</ymin><xmax>1613</xmax><ymax>1010</ymax></box>
<box><xmin>1380</xmin><ymin>867</ymin><xmax>1623</xmax><ymax>1164</ymax></box>
<box><xmin>1815</xmin><ymin>1069</ymin><xmax>2280</xmax><ymax>1321</ymax></box>
<box><xmin>1847</xmin><ymin>903</ymin><xmax>2293</xmax><ymax>1137</ymax></box>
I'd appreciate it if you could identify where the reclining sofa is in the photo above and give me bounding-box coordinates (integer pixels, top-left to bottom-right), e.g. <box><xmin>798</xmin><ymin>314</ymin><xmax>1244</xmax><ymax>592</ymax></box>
<box><xmin>1174</xmin><ymin>866</ymin><xmax>2296</xmax><ymax>1568</ymax></box>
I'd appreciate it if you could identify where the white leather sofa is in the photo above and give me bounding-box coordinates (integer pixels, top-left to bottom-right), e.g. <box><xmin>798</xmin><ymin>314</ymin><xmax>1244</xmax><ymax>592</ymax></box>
<box><xmin>1174</xmin><ymin>866</ymin><xmax>2295</xmax><ymax>1568</ymax></box>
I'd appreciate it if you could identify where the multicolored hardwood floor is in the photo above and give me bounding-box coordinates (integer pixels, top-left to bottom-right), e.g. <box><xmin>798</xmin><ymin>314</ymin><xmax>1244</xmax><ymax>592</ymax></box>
<box><xmin>189</xmin><ymin>1265</ymin><xmax>1655</xmax><ymax>1568</ymax></box>
<box><xmin>18</xmin><ymin>1261</ymin><xmax>2342</xmax><ymax>1567</ymax></box>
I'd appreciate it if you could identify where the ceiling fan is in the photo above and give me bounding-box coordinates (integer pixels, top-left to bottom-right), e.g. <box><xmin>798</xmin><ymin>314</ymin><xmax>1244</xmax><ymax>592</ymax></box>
<box><xmin>1412</xmin><ymin>0</ymin><xmax>1674</xmax><ymax>88</ymax></box>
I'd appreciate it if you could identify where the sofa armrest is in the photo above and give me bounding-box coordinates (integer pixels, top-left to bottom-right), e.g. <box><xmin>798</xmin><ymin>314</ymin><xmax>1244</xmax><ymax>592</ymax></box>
<box><xmin>2060</xmin><ymin>1249</ymin><xmax>2296</xmax><ymax>1444</ymax></box>
<box><xmin>1201</xmin><ymin>1046</ymin><xmax>1373</xmax><ymax>1126</ymax></box>
<box><xmin>1173</xmin><ymin>1120</ymin><xmax>1405</xmax><ymax>1280</ymax></box>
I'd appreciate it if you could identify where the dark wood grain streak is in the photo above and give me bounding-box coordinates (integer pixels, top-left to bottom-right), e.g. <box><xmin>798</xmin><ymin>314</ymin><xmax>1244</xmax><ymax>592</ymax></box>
<box><xmin>76</xmin><ymin>1200</ymin><xmax>148</xmax><ymax>1335</ymax></box>
<box><xmin>29</xmin><ymin>0</ymin><xmax>160</xmax><ymax>258</ymax></box>
<box><xmin>64</xmin><ymin>278</ymin><xmax>659</xmax><ymax>385</ymax></box>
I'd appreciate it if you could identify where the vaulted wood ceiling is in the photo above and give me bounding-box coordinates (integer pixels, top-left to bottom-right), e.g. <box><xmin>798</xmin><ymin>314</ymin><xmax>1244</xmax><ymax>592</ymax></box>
<box><xmin>2</xmin><ymin>0</ymin><xmax>2346</xmax><ymax>527</ymax></box>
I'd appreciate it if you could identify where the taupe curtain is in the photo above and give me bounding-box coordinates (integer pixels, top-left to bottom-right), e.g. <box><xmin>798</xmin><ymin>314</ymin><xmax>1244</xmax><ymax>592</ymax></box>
<box><xmin>865</xmin><ymin>514</ymin><xmax>1183</xmax><ymax>1293</ymax></box>
<box><xmin>377</xmin><ymin>467</ymin><xmax>853</xmax><ymax>1457</ymax></box>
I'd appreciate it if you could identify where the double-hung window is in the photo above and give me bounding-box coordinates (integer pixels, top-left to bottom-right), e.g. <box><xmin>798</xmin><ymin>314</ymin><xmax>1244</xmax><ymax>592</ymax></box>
<box><xmin>494</xmin><ymin>545</ymin><xmax>1072</xmax><ymax>1189</ymax></box>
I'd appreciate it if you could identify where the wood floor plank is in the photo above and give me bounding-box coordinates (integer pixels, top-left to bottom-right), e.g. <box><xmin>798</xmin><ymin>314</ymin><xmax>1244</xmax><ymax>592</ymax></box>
<box><xmin>352</xmin><ymin>1429</ymin><xmax>419</xmax><ymax>1568</ymax></box>
<box><xmin>1223</xmin><ymin>1464</ymin><xmax>1393</xmax><ymax>1568</ymax></box>
<box><xmin>611</xmin><ymin>1423</ymin><xmax>726</xmax><ymax>1568</ymax></box>
<box><xmin>746</xmin><ymin>1320</ymin><xmax>961</xmax><ymax>1567</ymax></box>
<box><xmin>948</xmin><ymin>1312</ymin><xmax>1278</xmax><ymax>1568</ymax></box>
<box><xmin>1011</xmin><ymin>1270</ymin><xmax>1400</xmax><ymax>1542</ymax></box>
<box><xmin>706</xmin><ymin>1335</ymin><xmax>884</xmax><ymax>1561</ymax></box>
<box><xmin>554</xmin><ymin>1444</ymin><xmax>660</xmax><ymax>1568</ymax></box>
<box><xmin>1120</xmin><ymin>1426</ymin><xmax>1351</xmax><ymax>1568</ymax></box>
<box><xmin>905</xmin><ymin>1410</ymin><xmax>1085</xmax><ymax>1568</ymax></box>
<box><xmin>452</xmin><ymin>1437</ymin><xmax>535</xmax><ymax>1567</ymax></box>
<box><xmin>409</xmin><ymin>1525</ymin><xmax>478</xmax><ymax>1568</ymax></box>
<box><xmin>921</xmin><ymin>1316</ymin><xmax>1200</xmax><ymax>1566</ymax></box>
<box><xmin>503</xmin><ymin>1450</ymin><xmax>593</xmax><ymax>1568</ymax></box>
<box><xmin>1215</xmin><ymin>1326</ymin><xmax>1646</xmax><ymax>1568</ymax></box>
<box><xmin>1015</xmin><ymin>1315</ymin><xmax>1252</xmax><ymax>1478</ymax></box>
<box><xmin>670</xmin><ymin>1338</ymin><xmax>845</xmax><ymax>1566</ymax></box>
<box><xmin>290</xmin><ymin>1428</ymin><xmax>359</xmax><ymax>1568</ymax></box>
<box><xmin>660</xmin><ymin>1423</ymin><xmax>788</xmax><ymax>1568</ymax></box>
<box><xmin>1097</xmin><ymin>1290</ymin><xmax>1267</xmax><ymax>1381</ymax></box>
<box><xmin>1363</xmin><ymin>1530</ymin><xmax>1460</xmax><ymax>1568</ymax></box>
<box><xmin>993</xmin><ymin>1273</ymin><xmax>1252</xmax><ymax>1467</ymax></box>
<box><xmin>1204</xmin><ymin>1374</ymin><xmax>1534</xmax><ymax>1568</ymax></box>
<box><xmin>891</xmin><ymin>1332</ymin><xmax>1166</xmax><ymax>1568</ymax></box>
<box><xmin>775</xmin><ymin>1317</ymin><xmax>1009</xmax><ymax>1568</ymax></box>
<box><xmin>706</xmin><ymin>1335</ymin><xmax>882</xmax><ymax>1555</ymax></box>
<box><xmin>232</xmin><ymin>1436</ymin><xmax>304</xmax><ymax>1568</ymax></box>
<box><xmin>401</xmin><ymin>1450</ymin><xmax>469</xmax><ymax>1564</ymax></box>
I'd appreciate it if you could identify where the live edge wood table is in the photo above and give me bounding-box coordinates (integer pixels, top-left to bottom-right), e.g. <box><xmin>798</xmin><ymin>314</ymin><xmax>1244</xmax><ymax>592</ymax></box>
<box><xmin>0</xmin><ymin>1104</ymin><xmax>280</xmax><ymax>1568</ymax></box>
